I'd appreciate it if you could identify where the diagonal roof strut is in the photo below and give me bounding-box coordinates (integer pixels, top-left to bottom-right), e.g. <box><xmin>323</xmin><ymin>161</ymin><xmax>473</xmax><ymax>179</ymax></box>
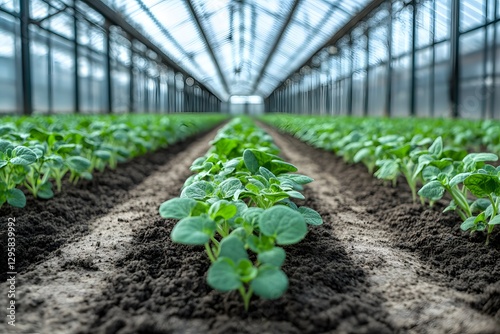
<box><xmin>185</xmin><ymin>0</ymin><xmax>231</xmax><ymax>97</ymax></box>
<box><xmin>250</xmin><ymin>0</ymin><xmax>300</xmax><ymax>93</ymax></box>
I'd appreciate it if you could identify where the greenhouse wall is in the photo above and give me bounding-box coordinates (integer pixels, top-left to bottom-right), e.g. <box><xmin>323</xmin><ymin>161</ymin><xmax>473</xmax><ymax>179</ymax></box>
<box><xmin>268</xmin><ymin>0</ymin><xmax>500</xmax><ymax>119</ymax></box>
<box><xmin>0</xmin><ymin>0</ymin><xmax>221</xmax><ymax>115</ymax></box>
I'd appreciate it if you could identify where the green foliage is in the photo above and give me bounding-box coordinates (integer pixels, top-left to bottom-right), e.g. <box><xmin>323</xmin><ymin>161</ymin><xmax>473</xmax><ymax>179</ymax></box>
<box><xmin>263</xmin><ymin>114</ymin><xmax>500</xmax><ymax>244</ymax></box>
<box><xmin>0</xmin><ymin>113</ymin><xmax>226</xmax><ymax>209</ymax></box>
<box><xmin>159</xmin><ymin>117</ymin><xmax>323</xmax><ymax>310</ymax></box>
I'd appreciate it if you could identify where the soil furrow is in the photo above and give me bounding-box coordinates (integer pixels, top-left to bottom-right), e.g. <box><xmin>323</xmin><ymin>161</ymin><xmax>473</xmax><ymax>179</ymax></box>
<box><xmin>263</xmin><ymin>124</ymin><xmax>500</xmax><ymax>333</ymax></box>
<box><xmin>0</xmin><ymin>126</ymin><xmax>221</xmax><ymax>334</ymax></box>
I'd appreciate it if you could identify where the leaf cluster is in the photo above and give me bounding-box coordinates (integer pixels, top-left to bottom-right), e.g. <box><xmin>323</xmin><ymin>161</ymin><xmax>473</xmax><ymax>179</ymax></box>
<box><xmin>159</xmin><ymin>117</ymin><xmax>323</xmax><ymax>310</ymax></box>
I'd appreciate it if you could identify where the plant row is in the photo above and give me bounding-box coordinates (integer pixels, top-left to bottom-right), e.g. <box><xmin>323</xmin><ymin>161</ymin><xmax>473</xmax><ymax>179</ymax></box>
<box><xmin>159</xmin><ymin>117</ymin><xmax>323</xmax><ymax>310</ymax></box>
<box><xmin>0</xmin><ymin>113</ymin><xmax>226</xmax><ymax>209</ymax></box>
<box><xmin>262</xmin><ymin>115</ymin><xmax>500</xmax><ymax>245</ymax></box>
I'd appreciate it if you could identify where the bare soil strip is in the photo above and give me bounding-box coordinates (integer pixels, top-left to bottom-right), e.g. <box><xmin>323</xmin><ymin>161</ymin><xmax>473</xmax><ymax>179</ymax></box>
<box><xmin>0</xmin><ymin>127</ymin><xmax>220</xmax><ymax>334</ymax></box>
<box><xmin>264</xmin><ymin>124</ymin><xmax>500</xmax><ymax>333</ymax></box>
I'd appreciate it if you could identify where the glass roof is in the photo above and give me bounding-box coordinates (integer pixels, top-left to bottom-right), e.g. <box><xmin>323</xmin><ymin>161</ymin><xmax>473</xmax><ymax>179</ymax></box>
<box><xmin>102</xmin><ymin>0</ymin><xmax>373</xmax><ymax>100</ymax></box>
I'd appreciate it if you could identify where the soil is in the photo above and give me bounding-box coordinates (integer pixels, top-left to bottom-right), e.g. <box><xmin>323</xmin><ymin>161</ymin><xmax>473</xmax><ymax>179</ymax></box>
<box><xmin>1</xmin><ymin>122</ymin><xmax>499</xmax><ymax>334</ymax></box>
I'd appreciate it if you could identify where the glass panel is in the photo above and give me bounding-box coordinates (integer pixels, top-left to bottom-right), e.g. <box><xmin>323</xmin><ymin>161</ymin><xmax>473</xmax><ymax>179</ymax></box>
<box><xmin>0</xmin><ymin>12</ymin><xmax>19</xmax><ymax>113</ymax></box>
<box><xmin>460</xmin><ymin>0</ymin><xmax>486</xmax><ymax>32</ymax></box>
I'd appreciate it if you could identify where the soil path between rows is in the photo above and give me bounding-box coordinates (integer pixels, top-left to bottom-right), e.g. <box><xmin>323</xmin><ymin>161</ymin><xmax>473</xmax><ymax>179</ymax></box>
<box><xmin>261</xmin><ymin>124</ymin><xmax>500</xmax><ymax>333</ymax></box>
<box><xmin>0</xmin><ymin>126</ymin><xmax>221</xmax><ymax>334</ymax></box>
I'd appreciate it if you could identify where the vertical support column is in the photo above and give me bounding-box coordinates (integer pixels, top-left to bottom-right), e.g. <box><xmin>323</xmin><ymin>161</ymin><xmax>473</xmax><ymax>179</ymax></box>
<box><xmin>490</xmin><ymin>0</ymin><xmax>498</xmax><ymax>119</ymax></box>
<box><xmin>481</xmin><ymin>2</ymin><xmax>490</xmax><ymax>119</ymax></box>
<box><xmin>47</xmin><ymin>27</ymin><xmax>53</xmax><ymax>114</ymax></box>
<box><xmin>20</xmin><ymin>0</ymin><xmax>33</xmax><ymax>115</ymax></box>
<box><xmin>385</xmin><ymin>3</ymin><xmax>393</xmax><ymax>117</ymax></box>
<box><xmin>73</xmin><ymin>1</ymin><xmax>80</xmax><ymax>113</ymax></box>
<box><xmin>430</xmin><ymin>0</ymin><xmax>436</xmax><ymax>117</ymax></box>
<box><xmin>347</xmin><ymin>42</ymin><xmax>354</xmax><ymax>115</ymax></box>
<box><xmin>105</xmin><ymin>22</ymin><xmax>113</xmax><ymax>113</ymax></box>
<box><xmin>129</xmin><ymin>44</ymin><xmax>135</xmax><ymax>112</ymax></box>
<box><xmin>364</xmin><ymin>30</ymin><xmax>370</xmax><ymax>116</ymax></box>
<box><xmin>409</xmin><ymin>0</ymin><xmax>418</xmax><ymax>116</ymax></box>
<box><xmin>450</xmin><ymin>0</ymin><xmax>461</xmax><ymax>118</ymax></box>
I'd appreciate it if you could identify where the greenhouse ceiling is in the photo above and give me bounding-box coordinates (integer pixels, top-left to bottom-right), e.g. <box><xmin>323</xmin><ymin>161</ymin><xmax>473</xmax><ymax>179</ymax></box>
<box><xmin>98</xmin><ymin>0</ymin><xmax>373</xmax><ymax>101</ymax></box>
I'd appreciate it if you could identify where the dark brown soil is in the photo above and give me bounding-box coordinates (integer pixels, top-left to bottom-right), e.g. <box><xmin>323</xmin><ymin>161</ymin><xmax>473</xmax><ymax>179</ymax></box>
<box><xmin>1</xmin><ymin>122</ymin><xmax>499</xmax><ymax>334</ymax></box>
<box><xmin>0</xmin><ymin>130</ymin><xmax>212</xmax><ymax>282</ymax></box>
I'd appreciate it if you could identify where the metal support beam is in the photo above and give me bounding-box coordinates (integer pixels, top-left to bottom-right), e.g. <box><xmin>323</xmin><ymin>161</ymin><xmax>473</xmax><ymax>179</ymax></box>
<box><xmin>450</xmin><ymin>0</ymin><xmax>460</xmax><ymax>118</ymax></box>
<box><xmin>129</xmin><ymin>47</ymin><xmax>135</xmax><ymax>112</ymax></box>
<box><xmin>385</xmin><ymin>2</ymin><xmax>393</xmax><ymax>117</ymax></box>
<box><xmin>105</xmin><ymin>23</ymin><xmax>113</xmax><ymax>113</ymax></box>
<box><xmin>81</xmin><ymin>0</ymin><xmax>218</xmax><ymax>100</ymax></box>
<box><xmin>250</xmin><ymin>0</ymin><xmax>300</xmax><ymax>92</ymax></box>
<box><xmin>185</xmin><ymin>0</ymin><xmax>230</xmax><ymax>96</ymax></box>
<box><xmin>20</xmin><ymin>0</ymin><xmax>33</xmax><ymax>115</ymax></box>
<box><xmin>364</xmin><ymin>31</ymin><xmax>370</xmax><ymax>116</ymax></box>
<box><xmin>73</xmin><ymin>1</ymin><xmax>80</xmax><ymax>113</ymax></box>
<box><xmin>491</xmin><ymin>0</ymin><xmax>498</xmax><ymax>119</ymax></box>
<box><xmin>409</xmin><ymin>0</ymin><xmax>417</xmax><ymax>116</ymax></box>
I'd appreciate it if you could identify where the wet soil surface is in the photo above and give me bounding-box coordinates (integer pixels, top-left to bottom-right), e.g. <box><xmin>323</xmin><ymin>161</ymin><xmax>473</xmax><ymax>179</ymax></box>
<box><xmin>1</xmin><ymin>123</ymin><xmax>499</xmax><ymax>334</ymax></box>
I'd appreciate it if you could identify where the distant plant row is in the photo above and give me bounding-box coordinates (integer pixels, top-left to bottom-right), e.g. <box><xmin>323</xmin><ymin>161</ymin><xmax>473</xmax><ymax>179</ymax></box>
<box><xmin>160</xmin><ymin>117</ymin><xmax>323</xmax><ymax>310</ymax></box>
<box><xmin>0</xmin><ymin>113</ymin><xmax>226</xmax><ymax>209</ymax></box>
<box><xmin>262</xmin><ymin>115</ymin><xmax>500</xmax><ymax>245</ymax></box>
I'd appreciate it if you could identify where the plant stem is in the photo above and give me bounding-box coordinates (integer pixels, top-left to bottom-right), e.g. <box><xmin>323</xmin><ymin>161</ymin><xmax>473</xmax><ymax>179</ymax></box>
<box><xmin>204</xmin><ymin>243</ymin><xmax>216</xmax><ymax>263</ymax></box>
<box><xmin>238</xmin><ymin>286</ymin><xmax>253</xmax><ymax>311</ymax></box>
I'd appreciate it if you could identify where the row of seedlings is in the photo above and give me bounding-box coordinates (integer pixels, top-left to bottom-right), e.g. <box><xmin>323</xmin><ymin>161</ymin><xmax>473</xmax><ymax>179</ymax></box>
<box><xmin>263</xmin><ymin>115</ymin><xmax>500</xmax><ymax>245</ymax></box>
<box><xmin>0</xmin><ymin>114</ymin><xmax>225</xmax><ymax>208</ymax></box>
<box><xmin>159</xmin><ymin>117</ymin><xmax>323</xmax><ymax>310</ymax></box>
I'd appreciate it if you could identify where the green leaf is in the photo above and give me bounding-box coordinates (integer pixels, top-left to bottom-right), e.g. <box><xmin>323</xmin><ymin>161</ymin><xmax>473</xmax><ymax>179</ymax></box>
<box><xmin>267</xmin><ymin>160</ymin><xmax>298</xmax><ymax>174</ymax></box>
<box><xmin>37</xmin><ymin>181</ymin><xmax>54</xmax><ymax>199</ymax></box>
<box><xmin>488</xmin><ymin>215</ymin><xmax>500</xmax><ymax>226</ymax></box>
<box><xmin>258</xmin><ymin>167</ymin><xmax>276</xmax><ymax>180</ymax></box>
<box><xmin>422</xmin><ymin>166</ymin><xmax>441</xmax><ymax>181</ymax></box>
<box><xmin>449</xmin><ymin>172</ymin><xmax>471</xmax><ymax>187</ymax></box>
<box><xmin>287</xmin><ymin>190</ymin><xmax>305</xmax><ymax>200</ymax></box>
<box><xmin>219</xmin><ymin>236</ymin><xmax>248</xmax><ymax>262</ymax></box>
<box><xmin>258</xmin><ymin>247</ymin><xmax>286</xmax><ymax>267</ymax></box>
<box><xmin>0</xmin><ymin>160</ymin><xmax>7</xmax><ymax>169</ymax></box>
<box><xmin>250</xmin><ymin>265</ymin><xmax>288</xmax><ymax>299</ymax></box>
<box><xmin>429</xmin><ymin>136</ymin><xmax>443</xmax><ymax>157</ymax></box>
<box><xmin>181</xmin><ymin>181</ymin><xmax>214</xmax><ymax>200</ymax></box>
<box><xmin>243</xmin><ymin>149</ymin><xmax>260</xmax><ymax>174</ymax></box>
<box><xmin>375</xmin><ymin>160</ymin><xmax>399</xmax><ymax>180</ymax></box>
<box><xmin>209</xmin><ymin>200</ymin><xmax>237</xmax><ymax>220</ymax></box>
<box><xmin>236</xmin><ymin>259</ymin><xmax>258</xmax><ymax>283</ymax></box>
<box><xmin>218</xmin><ymin>178</ymin><xmax>242</xmax><ymax>199</ymax></box>
<box><xmin>66</xmin><ymin>156</ymin><xmax>91</xmax><ymax>173</ymax></box>
<box><xmin>207</xmin><ymin>258</ymin><xmax>242</xmax><ymax>292</ymax></box>
<box><xmin>259</xmin><ymin>206</ymin><xmax>307</xmax><ymax>245</ymax></box>
<box><xmin>170</xmin><ymin>216</ymin><xmax>215</xmax><ymax>245</ymax></box>
<box><xmin>298</xmin><ymin>206</ymin><xmax>323</xmax><ymax>225</ymax></box>
<box><xmin>94</xmin><ymin>150</ymin><xmax>112</xmax><ymax>160</ymax></box>
<box><xmin>464</xmin><ymin>174</ymin><xmax>500</xmax><ymax>197</ymax></box>
<box><xmin>0</xmin><ymin>140</ymin><xmax>14</xmax><ymax>154</ymax></box>
<box><xmin>10</xmin><ymin>146</ymin><xmax>37</xmax><ymax>166</ymax></box>
<box><xmin>418</xmin><ymin>180</ymin><xmax>445</xmax><ymax>200</ymax></box>
<box><xmin>159</xmin><ymin>197</ymin><xmax>198</xmax><ymax>219</ymax></box>
<box><xmin>465</xmin><ymin>153</ymin><xmax>498</xmax><ymax>163</ymax></box>
<box><xmin>282</xmin><ymin>174</ymin><xmax>314</xmax><ymax>185</ymax></box>
<box><xmin>6</xmin><ymin>188</ymin><xmax>26</xmax><ymax>208</ymax></box>
<box><xmin>460</xmin><ymin>216</ymin><xmax>476</xmax><ymax>231</ymax></box>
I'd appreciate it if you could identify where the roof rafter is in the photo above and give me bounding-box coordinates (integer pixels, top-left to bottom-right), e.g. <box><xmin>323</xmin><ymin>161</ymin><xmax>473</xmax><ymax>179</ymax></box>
<box><xmin>185</xmin><ymin>0</ymin><xmax>230</xmax><ymax>96</ymax></box>
<box><xmin>250</xmin><ymin>0</ymin><xmax>300</xmax><ymax>93</ymax></box>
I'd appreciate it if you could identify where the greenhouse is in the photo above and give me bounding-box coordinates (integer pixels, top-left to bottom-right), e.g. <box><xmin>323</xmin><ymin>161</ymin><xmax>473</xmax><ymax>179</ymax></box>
<box><xmin>0</xmin><ymin>0</ymin><xmax>499</xmax><ymax>333</ymax></box>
